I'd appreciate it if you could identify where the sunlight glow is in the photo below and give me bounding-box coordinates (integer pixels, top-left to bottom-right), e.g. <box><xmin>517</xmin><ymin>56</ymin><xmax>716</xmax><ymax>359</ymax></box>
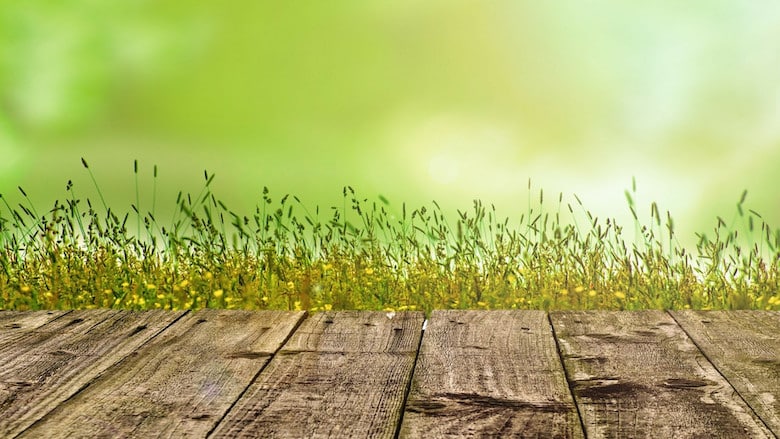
<box><xmin>427</xmin><ymin>154</ymin><xmax>459</xmax><ymax>185</ymax></box>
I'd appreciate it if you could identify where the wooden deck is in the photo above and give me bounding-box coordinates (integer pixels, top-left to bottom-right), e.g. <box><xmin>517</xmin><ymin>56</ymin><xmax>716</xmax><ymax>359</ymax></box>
<box><xmin>1</xmin><ymin>310</ymin><xmax>779</xmax><ymax>438</ymax></box>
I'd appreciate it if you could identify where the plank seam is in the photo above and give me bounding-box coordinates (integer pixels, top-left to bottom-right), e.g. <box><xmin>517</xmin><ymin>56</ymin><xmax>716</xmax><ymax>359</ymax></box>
<box><xmin>548</xmin><ymin>312</ymin><xmax>588</xmax><ymax>439</ymax></box>
<box><xmin>392</xmin><ymin>317</ymin><xmax>426</xmax><ymax>439</ymax></box>
<box><xmin>13</xmin><ymin>309</ymin><xmax>192</xmax><ymax>439</ymax></box>
<box><xmin>667</xmin><ymin>310</ymin><xmax>778</xmax><ymax>439</ymax></box>
<box><xmin>206</xmin><ymin>311</ymin><xmax>309</xmax><ymax>439</ymax></box>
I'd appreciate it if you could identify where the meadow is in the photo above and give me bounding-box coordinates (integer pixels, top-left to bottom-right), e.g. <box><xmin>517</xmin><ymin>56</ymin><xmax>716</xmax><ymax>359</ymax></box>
<box><xmin>1</xmin><ymin>159</ymin><xmax>778</xmax><ymax>314</ymax></box>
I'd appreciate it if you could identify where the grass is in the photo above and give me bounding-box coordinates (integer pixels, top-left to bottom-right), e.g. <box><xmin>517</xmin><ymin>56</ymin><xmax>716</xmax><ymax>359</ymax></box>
<box><xmin>1</xmin><ymin>160</ymin><xmax>778</xmax><ymax>314</ymax></box>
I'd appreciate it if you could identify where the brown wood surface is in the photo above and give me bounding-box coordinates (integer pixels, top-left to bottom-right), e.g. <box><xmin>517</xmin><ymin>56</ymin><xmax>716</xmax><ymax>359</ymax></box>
<box><xmin>21</xmin><ymin>309</ymin><xmax>304</xmax><ymax>439</ymax></box>
<box><xmin>672</xmin><ymin>310</ymin><xmax>780</xmax><ymax>435</ymax></box>
<box><xmin>0</xmin><ymin>310</ymin><xmax>68</xmax><ymax>326</ymax></box>
<box><xmin>550</xmin><ymin>310</ymin><xmax>773</xmax><ymax>438</ymax></box>
<box><xmin>0</xmin><ymin>309</ymin><xmax>184</xmax><ymax>438</ymax></box>
<box><xmin>0</xmin><ymin>310</ymin><xmax>69</xmax><ymax>352</ymax></box>
<box><xmin>401</xmin><ymin>310</ymin><xmax>584</xmax><ymax>438</ymax></box>
<box><xmin>3</xmin><ymin>309</ymin><xmax>779</xmax><ymax>438</ymax></box>
<box><xmin>211</xmin><ymin>311</ymin><xmax>424</xmax><ymax>439</ymax></box>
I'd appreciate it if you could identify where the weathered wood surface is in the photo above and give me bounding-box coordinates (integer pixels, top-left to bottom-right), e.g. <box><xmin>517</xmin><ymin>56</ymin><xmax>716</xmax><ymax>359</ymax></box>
<box><xmin>21</xmin><ymin>310</ymin><xmax>304</xmax><ymax>439</ymax></box>
<box><xmin>0</xmin><ymin>310</ymin><xmax>67</xmax><ymax>327</ymax></box>
<box><xmin>211</xmin><ymin>311</ymin><xmax>425</xmax><ymax>438</ymax></box>
<box><xmin>0</xmin><ymin>310</ymin><xmax>69</xmax><ymax>352</ymax></box>
<box><xmin>401</xmin><ymin>310</ymin><xmax>583</xmax><ymax>438</ymax></box>
<box><xmin>0</xmin><ymin>309</ymin><xmax>185</xmax><ymax>438</ymax></box>
<box><xmin>1</xmin><ymin>309</ymin><xmax>779</xmax><ymax>438</ymax></box>
<box><xmin>672</xmin><ymin>310</ymin><xmax>780</xmax><ymax>435</ymax></box>
<box><xmin>551</xmin><ymin>310</ymin><xmax>773</xmax><ymax>438</ymax></box>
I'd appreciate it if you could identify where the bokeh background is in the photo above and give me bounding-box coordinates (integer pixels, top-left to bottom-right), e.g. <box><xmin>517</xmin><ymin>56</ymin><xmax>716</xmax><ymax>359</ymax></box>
<box><xmin>1</xmin><ymin>1</ymin><xmax>779</xmax><ymax>246</ymax></box>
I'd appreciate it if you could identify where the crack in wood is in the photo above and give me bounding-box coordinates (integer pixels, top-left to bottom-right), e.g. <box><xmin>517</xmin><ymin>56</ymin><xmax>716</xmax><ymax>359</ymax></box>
<box><xmin>573</xmin><ymin>378</ymin><xmax>649</xmax><ymax>399</ymax></box>
<box><xmin>406</xmin><ymin>392</ymin><xmax>571</xmax><ymax>416</ymax></box>
<box><xmin>224</xmin><ymin>351</ymin><xmax>273</xmax><ymax>360</ymax></box>
<box><xmin>128</xmin><ymin>325</ymin><xmax>147</xmax><ymax>336</ymax></box>
<box><xmin>662</xmin><ymin>378</ymin><xmax>712</xmax><ymax>389</ymax></box>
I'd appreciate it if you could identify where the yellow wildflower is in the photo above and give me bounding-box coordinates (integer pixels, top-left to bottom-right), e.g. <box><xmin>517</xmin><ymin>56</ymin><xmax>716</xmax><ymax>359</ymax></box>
<box><xmin>614</xmin><ymin>291</ymin><xmax>626</xmax><ymax>300</ymax></box>
<box><xmin>213</xmin><ymin>289</ymin><xmax>224</xmax><ymax>299</ymax></box>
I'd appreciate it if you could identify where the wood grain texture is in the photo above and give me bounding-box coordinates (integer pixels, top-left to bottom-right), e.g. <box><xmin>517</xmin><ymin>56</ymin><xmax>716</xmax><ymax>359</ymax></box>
<box><xmin>211</xmin><ymin>311</ymin><xmax>424</xmax><ymax>439</ymax></box>
<box><xmin>672</xmin><ymin>310</ymin><xmax>780</xmax><ymax>435</ymax></box>
<box><xmin>0</xmin><ymin>310</ymin><xmax>68</xmax><ymax>327</ymax></box>
<box><xmin>401</xmin><ymin>310</ymin><xmax>583</xmax><ymax>438</ymax></box>
<box><xmin>20</xmin><ymin>309</ymin><xmax>303</xmax><ymax>439</ymax></box>
<box><xmin>551</xmin><ymin>310</ymin><xmax>772</xmax><ymax>438</ymax></box>
<box><xmin>0</xmin><ymin>309</ymin><xmax>184</xmax><ymax>438</ymax></box>
<box><xmin>0</xmin><ymin>310</ymin><xmax>70</xmax><ymax>352</ymax></box>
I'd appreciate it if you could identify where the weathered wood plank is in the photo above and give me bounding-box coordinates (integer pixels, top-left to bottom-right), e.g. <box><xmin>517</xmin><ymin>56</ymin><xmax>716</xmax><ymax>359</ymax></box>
<box><xmin>0</xmin><ymin>310</ymin><xmax>68</xmax><ymax>326</ymax></box>
<box><xmin>671</xmin><ymin>310</ymin><xmax>780</xmax><ymax>435</ymax></box>
<box><xmin>0</xmin><ymin>310</ymin><xmax>70</xmax><ymax>351</ymax></box>
<box><xmin>551</xmin><ymin>310</ymin><xmax>773</xmax><ymax>438</ymax></box>
<box><xmin>0</xmin><ymin>309</ymin><xmax>184</xmax><ymax>438</ymax></box>
<box><xmin>20</xmin><ymin>309</ymin><xmax>304</xmax><ymax>439</ymax></box>
<box><xmin>211</xmin><ymin>311</ymin><xmax>424</xmax><ymax>438</ymax></box>
<box><xmin>400</xmin><ymin>310</ymin><xmax>583</xmax><ymax>438</ymax></box>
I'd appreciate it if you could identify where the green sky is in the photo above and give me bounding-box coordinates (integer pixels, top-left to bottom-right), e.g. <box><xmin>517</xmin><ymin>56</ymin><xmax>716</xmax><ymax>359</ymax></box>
<box><xmin>1</xmin><ymin>1</ymin><xmax>779</xmax><ymax>246</ymax></box>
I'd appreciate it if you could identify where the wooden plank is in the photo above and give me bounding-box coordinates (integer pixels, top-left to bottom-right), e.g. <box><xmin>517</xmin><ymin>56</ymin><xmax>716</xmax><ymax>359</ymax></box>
<box><xmin>0</xmin><ymin>310</ymin><xmax>70</xmax><ymax>351</ymax></box>
<box><xmin>20</xmin><ymin>310</ymin><xmax>304</xmax><ymax>439</ymax></box>
<box><xmin>211</xmin><ymin>311</ymin><xmax>424</xmax><ymax>438</ymax></box>
<box><xmin>671</xmin><ymin>310</ymin><xmax>780</xmax><ymax>435</ymax></box>
<box><xmin>551</xmin><ymin>310</ymin><xmax>773</xmax><ymax>438</ymax></box>
<box><xmin>0</xmin><ymin>309</ymin><xmax>115</xmax><ymax>359</ymax></box>
<box><xmin>0</xmin><ymin>309</ymin><xmax>184</xmax><ymax>437</ymax></box>
<box><xmin>0</xmin><ymin>310</ymin><xmax>68</xmax><ymax>326</ymax></box>
<box><xmin>400</xmin><ymin>310</ymin><xmax>583</xmax><ymax>438</ymax></box>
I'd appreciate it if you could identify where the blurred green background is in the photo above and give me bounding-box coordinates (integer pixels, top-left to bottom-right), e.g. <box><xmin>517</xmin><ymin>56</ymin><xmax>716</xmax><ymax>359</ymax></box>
<box><xmin>1</xmin><ymin>1</ymin><xmax>779</xmax><ymax>246</ymax></box>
